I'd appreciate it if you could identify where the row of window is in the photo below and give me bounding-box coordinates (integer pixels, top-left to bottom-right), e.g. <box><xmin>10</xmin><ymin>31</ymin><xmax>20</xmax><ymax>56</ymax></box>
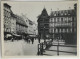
<box><xmin>4</xmin><ymin>10</ymin><xmax>11</xmax><ymax>17</ymax></box>
<box><xmin>4</xmin><ymin>16</ymin><xmax>10</xmax><ymax>20</ymax></box>
<box><xmin>4</xmin><ymin>22</ymin><xmax>11</xmax><ymax>26</ymax></box>
<box><xmin>50</xmin><ymin>17</ymin><xmax>72</xmax><ymax>22</ymax></box>
<box><xmin>5</xmin><ymin>22</ymin><xmax>16</xmax><ymax>26</ymax></box>
<box><xmin>4</xmin><ymin>28</ymin><xmax>11</xmax><ymax>32</ymax></box>
<box><xmin>4</xmin><ymin>28</ymin><xmax>29</xmax><ymax>34</ymax></box>
<box><xmin>39</xmin><ymin>19</ymin><xmax>49</xmax><ymax>22</ymax></box>
<box><xmin>49</xmin><ymin>22</ymin><xmax>72</xmax><ymax>27</ymax></box>
<box><xmin>53</xmin><ymin>12</ymin><xmax>72</xmax><ymax>16</ymax></box>
<box><xmin>40</xmin><ymin>29</ymin><xmax>49</xmax><ymax>31</ymax></box>
<box><xmin>39</xmin><ymin>24</ymin><xmax>49</xmax><ymax>28</ymax></box>
<box><xmin>49</xmin><ymin>28</ymin><xmax>72</xmax><ymax>33</ymax></box>
<box><xmin>53</xmin><ymin>10</ymin><xmax>73</xmax><ymax>16</ymax></box>
<box><xmin>55</xmin><ymin>23</ymin><xmax>72</xmax><ymax>27</ymax></box>
<box><xmin>16</xmin><ymin>26</ymin><xmax>27</xmax><ymax>33</ymax></box>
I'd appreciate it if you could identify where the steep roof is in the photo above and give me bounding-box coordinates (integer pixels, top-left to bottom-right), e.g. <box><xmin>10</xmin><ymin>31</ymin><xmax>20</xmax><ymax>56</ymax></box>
<box><xmin>50</xmin><ymin>9</ymin><xmax>75</xmax><ymax>17</ymax></box>
<box><xmin>4</xmin><ymin>3</ymin><xmax>11</xmax><ymax>8</ymax></box>
<box><xmin>16</xmin><ymin>15</ymin><xmax>28</xmax><ymax>27</ymax></box>
<box><xmin>38</xmin><ymin>8</ymin><xmax>49</xmax><ymax>18</ymax></box>
<box><xmin>41</xmin><ymin>8</ymin><xmax>48</xmax><ymax>16</ymax></box>
<box><xmin>11</xmin><ymin>11</ymin><xmax>16</xmax><ymax>18</ymax></box>
<box><xmin>21</xmin><ymin>14</ymin><xmax>34</xmax><ymax>26</ymax></box>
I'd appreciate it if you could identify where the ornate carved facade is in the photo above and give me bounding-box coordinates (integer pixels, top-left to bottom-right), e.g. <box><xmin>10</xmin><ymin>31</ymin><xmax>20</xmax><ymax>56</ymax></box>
<box><xmin>37</xmin><ymin>8</ymin><xmax>50</xmax><ymax>39</ymax></box>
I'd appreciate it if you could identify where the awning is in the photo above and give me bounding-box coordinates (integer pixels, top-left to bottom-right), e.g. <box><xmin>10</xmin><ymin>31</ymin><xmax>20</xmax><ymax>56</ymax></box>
<box><xmin>6</xmin><ymin>34</ymin><xmax>13</xmax><ymax>38</ymax></box>
<box><xmin>12</xmin><ymin>34</ymin><xmax>21</xmax><ymax>37</ymax></box>
<box><xmin>28</xmin><ymin>35</ymin><xmax>36</xmax><ymax>37</ymax></box>
<box><xmin>4</xmin><ymin>32</ymin><xmax>12</xmax><ymax>35</ymax></box>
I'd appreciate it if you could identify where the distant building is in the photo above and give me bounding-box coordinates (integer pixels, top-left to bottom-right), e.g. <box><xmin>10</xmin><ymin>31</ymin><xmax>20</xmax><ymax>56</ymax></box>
<box><xmin>32</xmin><ymin>23</ymin><xmax>38</xmax><ymax>35</ymax></box>
<box><xmin>49</xmin><ymin>4</ymin><xmax>77</xmax><ymax>44</ymax></box>
<box><xmin>37</xmin><ymin>8</ymin><xmax>50</xmax><ymax>39</ymax></box>
<box><xmin>4</xmin><ymin>3</ymin><xmax>11</xmax><ymax>35</ymax></box>
<box><xmin>21</xmin><ymin>14</ymin><xmax>37</xmax><ymax>37</ymax></box>
<box><xmin>16</xmin><ymin>15</ymin><xmax>28</xmax><ymax>36</ymax></box>
<box><xmin>28</xmin><ymin>20</ymin><xmax>34</xmax><ymax>34</ymax></box>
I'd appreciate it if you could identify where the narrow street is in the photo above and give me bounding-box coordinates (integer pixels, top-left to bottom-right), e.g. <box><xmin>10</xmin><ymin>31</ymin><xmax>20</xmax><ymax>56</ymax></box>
<box><xmin>3</xmin><ymin>2</ymin><xmax>77</xmax><ymax>57</ymax></box>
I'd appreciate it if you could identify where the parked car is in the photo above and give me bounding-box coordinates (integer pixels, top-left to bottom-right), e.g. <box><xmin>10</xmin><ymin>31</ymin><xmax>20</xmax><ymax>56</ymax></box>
<box><xmin>4</xmin><ymin>34</ymin><xmax>13</xmax><ymax>40</ymax></box>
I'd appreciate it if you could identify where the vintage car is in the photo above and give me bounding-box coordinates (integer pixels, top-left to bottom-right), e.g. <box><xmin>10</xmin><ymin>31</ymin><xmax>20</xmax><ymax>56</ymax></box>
<box><xmin>4</xmin><ymin>34</ymin><xmax>13</xmax><ymax>40</ymax></box>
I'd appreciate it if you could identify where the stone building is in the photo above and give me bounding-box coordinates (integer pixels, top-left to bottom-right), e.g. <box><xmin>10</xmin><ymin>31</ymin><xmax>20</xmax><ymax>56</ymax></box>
<box><xmin>28</xmin><ymin>20</ymin><xmax>35</xmax><ymax>35</ymax></box>
<box><xmin>4</xmin><ymin>3</ymin><xmax>35</xmax><ymax>39</ymax></box>
<box><xmin>49</xmin><ymin>4</ymin><xmax>77</xmax><ymax>44</ymax></box>
<box><xmin>32</xmin><ymin>23</ymin><xmax>38</xmax><ymax>36</ymax></box>
<box><xmin>10</xmin><ymin>12</ymin><xmax>16</xmax><ymax>34</ymax></box>
<box><xmin>21</xmin><ymin>14</ymin><xmax>38</xmax><ymax>37</ymax></box>
<box><xmin>16</xmin><ymin>15</ymin><xmax>28</xmax><ymax>36</ymax></box>
<box><xmin>4</xmin><ymin>3</ymin><xmax>11</xmax><ymax>34</ymax></box>
<box><xmin>4</xmin><ymin>3</ymin><xmax>18</xmax><ymax>39</ymax></box>
<box><xmin>37</xmin><ymin>8</ymin><xmax>50</xmax><ymax>39</ymax></box>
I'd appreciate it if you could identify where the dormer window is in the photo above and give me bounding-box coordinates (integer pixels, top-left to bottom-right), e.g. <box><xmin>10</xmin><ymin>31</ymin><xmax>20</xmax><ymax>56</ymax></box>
<box><xmin>54</xmin><ymin>13</ymin><xmax>56</xmax><ymax>16</ymax></box>
<box><xmin>68</xmin><ymin>10</ymin><xmax>71</xmax><ymax>15</ymax></box>
<box><xmin>65</xmin><ymin>13</ymin><xmax>67</xmax><ymax>15</ymax></box>
<box><xmin>58</xmin><ymin>11</ymin><xmax>60</xmax><ymax>16</ymax></box>
<box><xmin>65</xmin><ymin>11</ymin><xmax>67</xmax><ymax>15</ymax></box>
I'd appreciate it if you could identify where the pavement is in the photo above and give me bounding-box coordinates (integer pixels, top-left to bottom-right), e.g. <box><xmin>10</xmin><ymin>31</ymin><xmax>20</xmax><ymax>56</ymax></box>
<box><xmin>4</xmin><ymin>39</ymin><xmax>77</xmax><ymax>56</ymax></box>
<box><xmin>4</xmin><ymin>40</ymin><xmax>24</xmax><ymax>56</ymax></box>
<box><xmin>4</xmin><ymin>39</ymin><xmax>44</xmax><ymax>56</ymax></box>
<box><xmin>43</xmin><ymin>40</ymin><xmax>77</xmax><ymax>56</ymax></box>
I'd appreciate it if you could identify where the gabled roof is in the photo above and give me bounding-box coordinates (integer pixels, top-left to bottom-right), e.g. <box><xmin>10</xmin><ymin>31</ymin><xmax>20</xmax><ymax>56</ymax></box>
<box><xmin>38</xmin><ymin>8</ymin><xmax>49</xmax><ymax>18</ymax></box>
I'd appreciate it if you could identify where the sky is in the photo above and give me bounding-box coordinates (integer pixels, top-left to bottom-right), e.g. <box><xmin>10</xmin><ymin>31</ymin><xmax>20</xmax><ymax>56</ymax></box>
<box><xmin>5</xmin><ymin>1</ymin><xmax>77</xmax><ymax>24</ymax></box>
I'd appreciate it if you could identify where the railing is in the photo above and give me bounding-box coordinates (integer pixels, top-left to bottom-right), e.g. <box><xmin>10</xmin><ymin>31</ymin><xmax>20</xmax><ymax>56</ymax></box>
<box><xmin>37</xmin><ymin>43</ymin><xmax>43</xmax><ymax>55</ymax></box>
<box><xmin>37</xmin><ymin>40</ymin><xmax>52</xmax><ymax>55</ymax></box>
<box><xmin>37</xmin><ymin>40</ymin><xmax>77</xmax><ymax>56</ymax></box>
<box><xmin>46</xmin><ymin>44</ymin><xmax>77</xmax><ymax>55</ymax></box>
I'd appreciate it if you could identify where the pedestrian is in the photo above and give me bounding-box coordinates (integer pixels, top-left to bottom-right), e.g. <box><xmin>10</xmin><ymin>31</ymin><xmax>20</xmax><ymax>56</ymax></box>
<box><xmin>26</xmin><ymin>37</ymin><xmax>28</xmax><ymax>43</ymax></box>
<box><xmin>28</xmin><ymin>39</ymin><xmax>30</xmax><ymax>44</ymax></box>
<box><xmin>31</xmin><ymin>38</ymin><xmax>34</xmax><ymax>44</ymax></box>
<box><xmin>11</xmin><ymin>37</ymin><xmax>14</xmax><ymax>42</ymax></box>
<box><xmin>33</xmin><ymin>38</ymin><xmax>34</xmax><ymax>43</ymax></box>
<box><xmin>31</xmin><ymin>38</ymin><xmax>33</xmax><ymax>44</ymax></box>
<box><xmin>38</xmin><ymin>35</ymin><xmax>40</xmax><ymax>43</ymax></box>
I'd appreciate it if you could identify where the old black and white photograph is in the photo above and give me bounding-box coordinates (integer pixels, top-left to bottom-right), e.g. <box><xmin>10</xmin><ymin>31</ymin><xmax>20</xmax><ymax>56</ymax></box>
<box><xmin>1</xmin><ymin>1</ymin><xmax>78</xmax><ymax>56</ymax></box>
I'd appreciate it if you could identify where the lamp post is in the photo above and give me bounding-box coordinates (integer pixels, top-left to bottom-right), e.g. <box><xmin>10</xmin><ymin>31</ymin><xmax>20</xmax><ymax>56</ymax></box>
<box><xmin>44</xmin><ymin>26</ymin><xmax>46</xmax><ymax>43</ymax></box>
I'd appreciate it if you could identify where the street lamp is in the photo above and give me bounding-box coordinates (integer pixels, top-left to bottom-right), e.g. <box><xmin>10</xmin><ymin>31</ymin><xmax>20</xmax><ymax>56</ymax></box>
<box><xmin>44</xmin><ymin>26</ymin><xmax>46</xmax><ymax>43</ymax></box>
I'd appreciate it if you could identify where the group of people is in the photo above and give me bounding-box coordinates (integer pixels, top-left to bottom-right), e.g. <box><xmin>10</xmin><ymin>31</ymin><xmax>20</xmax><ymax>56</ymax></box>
<box><xmin>25</xmin><ymin>37</ymin><xmax>35</xmax><ymax>44</ymax></box>
<box><xmin>11</xmin><ymin>37</ymin><xmax>35</xmax><ymax>44</ymax></box>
